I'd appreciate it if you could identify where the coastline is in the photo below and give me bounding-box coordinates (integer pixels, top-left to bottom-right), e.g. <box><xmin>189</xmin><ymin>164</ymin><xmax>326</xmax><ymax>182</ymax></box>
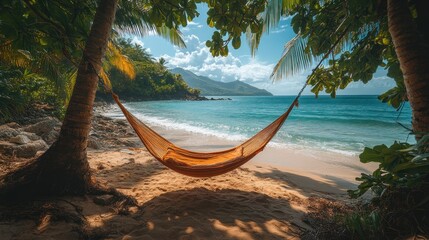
<box><xmin>0</xmin><ymin>103</ymin><xmax>376</xmax><ymax>239</ymax></box>
<box><xmin>101</xmin><ymin>102</ymin><xmax>376</xmax><ymax>196</ymax></box>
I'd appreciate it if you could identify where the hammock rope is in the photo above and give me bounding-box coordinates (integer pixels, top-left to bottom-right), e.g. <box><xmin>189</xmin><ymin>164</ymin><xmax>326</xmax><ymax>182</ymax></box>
<box><xmin>110</xmin><ymin>92</ymin><xmax>296</xmax><ymax>177</ymax></box>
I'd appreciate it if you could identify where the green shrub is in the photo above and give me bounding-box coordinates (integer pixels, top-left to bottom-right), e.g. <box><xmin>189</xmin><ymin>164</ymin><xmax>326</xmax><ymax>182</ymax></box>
<box><xmin>349</xmin><ymin>135</ymin><xmax>429</xmax><ymax>199</ymax></box>
<box><xmin>347</xmin><ymin>134</ymin><xmax>429</xmax><ymax>238</ymax></box>
<box><xmin>344</xmin><ymin>209</ymin><xmax>381</xmax><ymax>239</ymax></box>
<box><xmin>0</xmin><ymin>67</ymin><xmax>64</xmax><ymax>122</ymax></box>
<box><xmin>0</xmin><ymin>69</ymin><xmax>26</xmax><ymax>122</ymax></box>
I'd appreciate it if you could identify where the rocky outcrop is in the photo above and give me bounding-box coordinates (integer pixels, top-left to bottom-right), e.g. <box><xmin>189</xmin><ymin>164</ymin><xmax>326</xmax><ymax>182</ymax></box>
<box><xmin>21</xmin><ymin>117</ymin><xmax>61</xmax><ymax>145</ymax></box>
<box><xmin>0</xmin><ymin>125</ymin><xmax>19</xmax><ymax>139</ymax></box>
<box><xmin>89</xmin><ymin>114</ymin><xmax>142</xmax><ymax>149</ymax></box>
<box><xmin>0</xmin><ymin>104</ymin><xmax>142</xmax><ymax>159</ymax></box>
<box><xmin>0</xmin><ymin>124</ymin><xmax>49</xmax><ymax>158</ymax></box>
<box><xmin>185</xmin><ymin>95</ymin><xmax>232</xmax><ymax>101</ymax></box>
<box><xmin>0</xmin><ymin>140</ymin><xmax>48</xmax><ymax>158</ymax></box>
<box><xmin>9</xmin><ymin>135</ymin><xmax>31</xmax><ymax>145</ymax></box>
<box><xmin>0</xmin><ymin>118</ymin><xmax>59</xmax><ymax>159</ymax></box>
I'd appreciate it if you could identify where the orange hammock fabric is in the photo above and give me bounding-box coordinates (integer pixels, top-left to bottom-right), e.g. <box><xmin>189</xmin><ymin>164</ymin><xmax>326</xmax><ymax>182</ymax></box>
<box><xmin>112</xmin><ymin>93</ymin><xmax>296</xmax><ymax>177</ymax></box>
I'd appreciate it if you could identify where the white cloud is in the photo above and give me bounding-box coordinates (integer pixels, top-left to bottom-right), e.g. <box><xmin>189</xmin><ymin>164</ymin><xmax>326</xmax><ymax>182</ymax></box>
<box><xmin>131</xmin><ymin>36</ymin><xmax>151</xmax><ymax>53</ymax></box>
<box><xmin>161</xmin><ymin>35</ymin><xmax>276</xmax><ymax>85</ymax></box>
<box><xmin>182</xmin><ymin>34</ymin><xmax>201</xmax><ymax>52</ymax></box>
<box><xmin>187</xmin><ymin>21</ymin><xmax>201</xmax><ymax>26</ymax></box>
<box><xmin>181</xmin><ymin>21</ymin><xmax>203</xmax><ymax>32</ymax></box>
<box><xmin>270</xmin><ymin>24</ymin><xmax>288</xmax><ymax>34</ymax></box>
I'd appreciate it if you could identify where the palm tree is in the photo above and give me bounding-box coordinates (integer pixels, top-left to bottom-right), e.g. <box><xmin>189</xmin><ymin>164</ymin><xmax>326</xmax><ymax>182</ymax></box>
<box><xmin>0</xmin><ymin>0</ymin><xmax>120</xmax><ymax>195</ymax></box>
<box><xmin>0</xmin><ymin>0</ymin><xmax>186</xmax><ymax>195</ymax></box>
<box><xmin>387</xmin><ymin>0</ymin><xmax>429</xmax><ymax>138</ymax></box>
<box><xmin>0</xmin><ymin>0</ymin><xmax>185</xmax><ymax>107</ymax></box>
<box><xmin>0</xmin><ymin>0</ymin><xmax>270</xmax><ymax>196</ymax></box>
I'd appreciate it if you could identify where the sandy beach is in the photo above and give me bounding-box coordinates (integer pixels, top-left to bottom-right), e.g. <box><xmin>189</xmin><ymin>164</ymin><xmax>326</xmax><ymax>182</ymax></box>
<box><xmin>0</xmin><ymin>109</ymin><xmax>376</xmax><ymax>239</ymax></box>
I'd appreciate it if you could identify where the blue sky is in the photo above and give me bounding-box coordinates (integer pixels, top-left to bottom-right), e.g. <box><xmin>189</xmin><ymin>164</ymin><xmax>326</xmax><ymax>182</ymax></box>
<box><xmin>131</xmin><ymin>5</ymin><xmax>395</xmax><ymax>95</ymax></box>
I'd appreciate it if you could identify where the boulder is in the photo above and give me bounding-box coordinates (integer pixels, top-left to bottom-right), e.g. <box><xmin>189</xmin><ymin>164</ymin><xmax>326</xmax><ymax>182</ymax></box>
<box><xmin>16</xmin><ymin>140</ymin><xmax>48</xmax><ymax>158</ymax></box>
<box><xmin>20</xmin><ymin>132</ymin><xmax>41</xmax><ymax>141</ymax></box>
<box><xmin>88</xmin><ymin>137</ymin><xmax>102</xmax><ymax>149</ymax></box>
<box><xmin>21</xmin><ymin>117</ymin><xmax>61</xmax><ymax>144</ymax></box>
<box><xmin>9</xmin><ymin>135</ymin><xmax>31</xmax><ymax>145</ymax></box>
<box><xmin>0</xmin><ymin>125</ymin><xmax>19</xmax><ymax>140</ymax></box>
<box><xmin>6</xmin><ymin>122</ymin><xmax>20</xmax><ymax>129</ymax></box>
<box><xmin>120</xmin><ymin>149</ymin><xmax>135</xmax><ymax>155</ymax></box>
<box><xmin>0</xmin><ymin>139</ymin><xmax>48</xmax><ymax>158</ymax></box>
<box><xmin>0</xmin><ymin>141</ymin><xmax>14</xmax><ymax>156</ymax></box>
<box><xmin>118</xmin><ymin>138</ymin><xmax>142</xmax><ymax>147</ymax></box>
<box><xmin>21</xmin><ymin>117</ymin><xmax>60</xmax><ymax>136</ymax></box>
<box><xmin>113</xmin><ymin>119</ymin><xmax>128</xmax><ymax>127</ymax></box>
<box><xmin>43</xmin><ymin>128</ymin><xmax>59</xmax><ymax>145</ymax></box>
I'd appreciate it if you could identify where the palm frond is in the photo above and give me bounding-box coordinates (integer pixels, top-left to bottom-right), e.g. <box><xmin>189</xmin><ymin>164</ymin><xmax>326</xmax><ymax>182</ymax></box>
<box><xmin>271</xmin><ymin>34</ymin><xmax>316</xmax><ymax>81</ymax></box>
<box><xmin>116</xmin><ymin>21</ymin><xmax>186</xmax><ymax>48</ymax></box>
<box><xmin>263</xmin><ymin>0</ymin><xmax>300</xmax><ymax>32</ymax></box>
<box><xmin>262</xmin><ymin>0</ymin><xmax>283</xmax><ymax>33</ymax></box>
<box><xmin>99</xmin><ymin>68</ymin><xmax>112</xmax><ymax>91</ymax></box>
<box><xmin>37</xmin><ymin>50</ymin><xmax>62</xmax><ymax>84</ymax></box>
<box><xmin>106</xmin><ymin>42</ymin><xmax>136</xmax><ymax>80</ymax></box>
<box><xmin>115</xmin><ymin>1</ymin><xmax>185</xmax><ymax>48</ymax></box>
<box><xmin>63</xmin><ymin>68</ymin><xmax>77</xmax><ymax>106</ymax></box>
<box><xmin>155</xmin><ymin>26</ymin><xmax>186</xmax><ymax>48</ymax></box>
<box><xmin>331</xmin><ymin>17</ymin><xmax>355</xmax><ymax>54</ymax></box>
<box><xmin>246</xmin><ymin>27</ymin><xmax>262</xmax><ymax>57</ymax></box>
<box><xmin>246</xmin><ymin>0</ymin><xmax>299</xmax><ymax>56</ymax></box>
<box><xmin>0</xmin><ymin>44</ymin><xmax>32</xmax><ymax>68</ymax></box>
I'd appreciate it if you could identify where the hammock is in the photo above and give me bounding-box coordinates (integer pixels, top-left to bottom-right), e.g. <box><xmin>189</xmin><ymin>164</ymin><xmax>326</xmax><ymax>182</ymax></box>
<box><xmin>96</xmin><ymin>21</ymin><xmax>346</xmax><ymax>177</ymax></box>
<box><xmin>111</xmin><ymin>93</ymin><xmax>297</xmax><ymax>177</ymax></box>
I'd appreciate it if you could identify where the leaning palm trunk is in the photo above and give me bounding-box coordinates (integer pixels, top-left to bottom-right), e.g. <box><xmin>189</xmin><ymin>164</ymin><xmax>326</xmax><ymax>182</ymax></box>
<box><xmin>387</xmin><ymin>0</ymin><xmax>429</xmax><ymax>138</ymax></box>
<box><xmin>0</xmin><ymin>0</ymin><xmax>119</xmax><ymax>196</ymax></box>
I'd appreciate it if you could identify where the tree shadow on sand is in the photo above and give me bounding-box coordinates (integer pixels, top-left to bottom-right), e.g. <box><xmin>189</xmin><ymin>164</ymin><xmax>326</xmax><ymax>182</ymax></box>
<box><xmin>86</xmin><ymin>187</ymin><xmax>307</xmax><ymax>240</ymax></box>
<box><xmin>95</xmin><ymin>158</ymin><xmax>166</xmax><ymax>189</ymax></box>
<box><xmin>252</xmin><ymin>168</ymin><xmax>353</xmax><ymax>198</ymax></box>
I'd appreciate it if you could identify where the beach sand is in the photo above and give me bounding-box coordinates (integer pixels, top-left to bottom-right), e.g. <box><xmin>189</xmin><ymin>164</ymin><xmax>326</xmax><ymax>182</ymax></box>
<box><xmin>0</xmin><ymin>114</ymin><xmax>376</xmax><ymax>239</ymax></box>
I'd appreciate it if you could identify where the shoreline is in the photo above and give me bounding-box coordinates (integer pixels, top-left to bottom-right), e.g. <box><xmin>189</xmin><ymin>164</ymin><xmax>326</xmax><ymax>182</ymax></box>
<box><xmin>146</xmin><ymin>125</ymin><xmax>375</xmax><ymax>195</ymax></box>
<box><xmin>0</xmin><ymin>104</ymin><xmax>376</xmax><ymax>239</ymax></box>
<box><xmin>100</xmin><ymin>103</ymin><xmax>376</xmax><ymax>196</ymax></box>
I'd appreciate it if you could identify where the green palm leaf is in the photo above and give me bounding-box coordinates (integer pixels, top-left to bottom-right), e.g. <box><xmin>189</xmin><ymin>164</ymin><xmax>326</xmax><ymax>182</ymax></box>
<box><xmin>115</xmin><ymin>1</ymin><xmax>186</xmax><ymax>48</ymax></box>
<box><xmin>262</xmin><ymin>0</ymin><xmax>300</xmax><ymax>33</ymax></box>
<box><xmin>106</xmin><ymin>41</ymin><xmax>136</xmax><ymax>80</ymax></box>
<box><xmin>247</xmin><ymin>0</ymin><xmax>300</xmax><ymax>56</ymax></box>
<box><xmin>154</xmin><ymin>26</ymin><xmax>186</xmax><ymax>48</ymax></box>
<box><xmin>245</xmin><ymin>27</ymin><xmax>262</xmax><ymax>57</ymax></box>
<box><xmin>271</xmin><ymin>34</ymin><xmax>316</xmax><ymax>81</ymax></box>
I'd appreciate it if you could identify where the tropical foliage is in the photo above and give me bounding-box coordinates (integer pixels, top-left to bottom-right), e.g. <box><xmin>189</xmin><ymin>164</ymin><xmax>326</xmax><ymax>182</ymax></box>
<box><xmin>0</xmin><ymin>66</ymin><xmax>64</xmax><ymax>123</ymax></box>
<box><xmin>344</xmin><ymin>134</ymin><xmax>429</xmax><ymax>238</ymax></box>
<box><xmin>0</xmin><ymin>0</ymin><xmax>198</xmax><ymax>122</ymax></box>
<box><xmin>98</xmin><ymin>39</ymin><xmax>200</xmax><ymax>101</ymax></box>
<box><xmin>349</xmin><ymin>135</ymin><xmax>429</xmax><ymax>199</ymax></box>
<box><xmin>252</xmin><ymin>0</ymin><xmax>427</xmax><ymax>108</ymax></box>
<box><xmin>0</xmin><ymin>0</ymin><xmax>273</xmax><ymax>121</ymax></box>
<box><xmin>0</xmin><ymin>69</ymin><xmax>27</xmax><ymax>122</ymax></box>
<box><xmin>252</xmin><ymin>0</ymin><xmax>429</xmax><ymax>238</ymax></box>
<box><xmin>0</xmin><ymin>0</ymin><xmax>274</xmax><ymax>196</ymax></box>
<box><xmin>1</xmin><ymin>2</ymin><xmax>427</xmax><ymax>238</ymax></box>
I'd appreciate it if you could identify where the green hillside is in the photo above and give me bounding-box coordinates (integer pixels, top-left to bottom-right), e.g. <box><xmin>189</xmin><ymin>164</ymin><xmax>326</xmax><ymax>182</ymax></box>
<box><xmin>97</xmin><ymin>40</ymin><xmax>201</xmax><ymax>102</ymax></box>
<box><xmin>170</xmin><ymin>68</ymin><xmax>273</xmax><ymax>96</ymax></box>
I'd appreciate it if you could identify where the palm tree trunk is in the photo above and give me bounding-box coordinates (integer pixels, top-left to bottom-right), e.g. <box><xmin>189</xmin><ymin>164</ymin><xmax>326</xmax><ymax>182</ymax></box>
<box><xmin>387</xmin><ymin>0</ymin><xmax>429</xmax><ymax>138</ymax></box>
<box><xmin>0</xmin><ymin>0</ymin><xmax>118</xmax><ymax>196</ymax></box>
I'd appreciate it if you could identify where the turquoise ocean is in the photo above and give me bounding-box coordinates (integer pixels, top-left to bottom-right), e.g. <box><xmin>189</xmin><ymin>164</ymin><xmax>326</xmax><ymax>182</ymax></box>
<box><xmin>107</xmin><ymin>95</ymin><xmax>413</xmax><ymax>156</ymax></box>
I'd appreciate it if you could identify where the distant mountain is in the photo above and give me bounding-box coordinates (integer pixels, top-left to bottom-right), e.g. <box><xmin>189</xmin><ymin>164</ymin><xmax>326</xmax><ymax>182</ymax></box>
<box><xmin>170</xmin><ymin>68</ymin><xmax>273</xmax><ymax>96</ymax></box>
